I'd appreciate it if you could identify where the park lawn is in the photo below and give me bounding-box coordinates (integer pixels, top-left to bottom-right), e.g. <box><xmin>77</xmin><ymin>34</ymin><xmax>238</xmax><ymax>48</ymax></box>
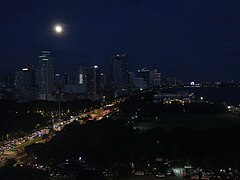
<box><xmin>134</xmin><ymin>113</ymin><xmax>240</xmax><ymax>130</ymax></box>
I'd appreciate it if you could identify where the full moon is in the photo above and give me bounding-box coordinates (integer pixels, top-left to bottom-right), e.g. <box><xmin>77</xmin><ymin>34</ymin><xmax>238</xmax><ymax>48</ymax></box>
<box><xmin>55</xmin><ymin>25</ymin><xmax>63</xmax><ymax>33</ymax></box>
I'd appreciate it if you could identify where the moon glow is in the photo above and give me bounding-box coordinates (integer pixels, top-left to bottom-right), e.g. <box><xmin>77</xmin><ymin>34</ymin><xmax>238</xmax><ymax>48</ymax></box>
<box><xmin>55</xmin><ymin>25</ymin><xmax>63</xmax><ymax>33</ymax></box>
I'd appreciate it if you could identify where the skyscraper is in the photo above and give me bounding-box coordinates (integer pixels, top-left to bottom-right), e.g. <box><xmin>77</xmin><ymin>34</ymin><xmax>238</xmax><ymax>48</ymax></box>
<box><xmin>4</xmin><ymin>73</ymin><xmax>15</xmax><ymax>88</ymax></box>
<box><xmin>15</xmin><ymin>67</ymin><xmax>35</xmax><ymax>90</ymax></box>
<box><xmin>137</xmin><ymin>68</ymin><xmax>161</xmax><ymax>88</ymax></box>
<box><xmin>38</xmin><ymin>51</ymin><xmax>54</xmax><ymax>100</ymax></box>
<box><xmin>86</xmin><ymin>66</ymin><xmax>101</xmax><ymax>100</ymax></box>
<box><xmin>63</xmin><ymin>72</ymin><xmax>70</xmax><ymax>87</ymax></box>
<box><xmin>15</xmin><ymin>66</ymin><xmax>37</xmax><ymax>101</ymax></box>
<box><xmin>73</xmin><ymin>66</ymin><xmax>87</xmax><ymax>94</ymax></box>
<box><xmin>151</xmin><ymin>69</ymin><xmax>161</xmax><ymax>87</ymax></box>
<box><xmin>55</xmin><ymin>73</ymin><xmax>61</xmax><ymax>88</ymax></box>
<box><xmin>110</xmin><ymin>53</ymin><xmax>129</xmax><ymax>96</ymax></box>
<box><xmin>78</xmin><ymin>66</ymin><xmax>87</xmax><ymax>86</ymax></box>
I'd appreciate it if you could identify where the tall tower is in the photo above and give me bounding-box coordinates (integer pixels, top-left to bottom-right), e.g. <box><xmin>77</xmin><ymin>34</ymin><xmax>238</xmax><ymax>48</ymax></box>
<box><xmin>77</xmin><ymin>66</ymin><xmax>87</xmax><ymax>94</ymax></box>
<box><xmin>38</xmin><ymin>51</ymin><xmax>54</xmax><ymax>100</ymax></box>
<box><xmin>110</xmin><ymin>53</ymin><xmax>129</xmax><ymax>96</ymax></box>
<box><xmin>15</xmin><ymin>67</ymin><xmax>35</xmax><ymax>90</ymax></box>
<box><xmin>15</xmin><ymin>66</ymin><xmax>37</xmax><ymax>101</ymax></box>
<box><xmin>5</xmin><ymin>73</ymin><xmax>15</xmax><ymax>88</ymax></box>
<box><xmin>86</xmin><ymin>66</ymin><xmax>101</xmax><ymax>100</ymax></box>
<box><xmin>138</xmin><ymin>67</ymin><xmax>150</xmax><ymax>88</ymax></box>
<box><xmin>63</xmin><ymin>72</ymin><xmax>70</xmax><ymax>87</ymax></box>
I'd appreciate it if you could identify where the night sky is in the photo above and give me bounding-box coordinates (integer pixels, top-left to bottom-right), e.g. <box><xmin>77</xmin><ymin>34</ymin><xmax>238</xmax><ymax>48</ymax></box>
<box><xmin>1</xmin><ymin>0</ymin><xmax>240</xmax><ymax>81</ymax></box>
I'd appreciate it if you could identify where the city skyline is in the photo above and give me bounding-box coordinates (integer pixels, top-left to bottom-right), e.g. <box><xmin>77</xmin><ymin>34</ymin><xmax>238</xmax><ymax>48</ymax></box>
<box><xmin>1</xmin><ymin>0</ymin><xmax>240</xmax><ymax>81</ymax></box>
<box><xmin>2</xmin><ymin>50</ymin><xmax>240</xmax><ymax>89</ymax></box>
<box><xmin>2</xmin><ymin>51</ymin><xmax>165</xmax><ymax>102</ymax></box>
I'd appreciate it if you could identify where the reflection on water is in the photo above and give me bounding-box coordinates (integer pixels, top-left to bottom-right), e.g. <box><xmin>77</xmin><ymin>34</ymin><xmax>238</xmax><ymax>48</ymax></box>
<box><xmin>167</xmin><ymin>87</ymin><xmax>240</xmax><ymax>105</ymax></box>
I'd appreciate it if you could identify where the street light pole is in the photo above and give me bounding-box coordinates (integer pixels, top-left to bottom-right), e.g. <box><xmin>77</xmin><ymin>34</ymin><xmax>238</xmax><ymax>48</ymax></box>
<box><xmin>53</xmin><ymin>24</ymin><xmax>64</xmax><ymax>123</ymax></box>
<box><xmin>58</xmin><ymin>87</ymin><xmax>61</xmax><ymax>121</ymax></box>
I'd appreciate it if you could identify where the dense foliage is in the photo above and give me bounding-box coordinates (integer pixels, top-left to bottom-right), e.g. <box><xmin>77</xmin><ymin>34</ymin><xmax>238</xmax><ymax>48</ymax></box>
<box><xmin>25</xmin><ymin>118</ymin><xmax>240</xmax><ymax>169</ymax></box>
<box><xmin>0</xmin><ymin>99</ymin><xmax>99</xmax><ymax>139</ymax></box>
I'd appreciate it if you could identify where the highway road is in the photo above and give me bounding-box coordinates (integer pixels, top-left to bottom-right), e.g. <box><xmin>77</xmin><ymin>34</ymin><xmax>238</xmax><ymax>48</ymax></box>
<box><xmin>0</xmin><ymin>97</ymin><xmax>126</xmax><ymax>167</ymax></box>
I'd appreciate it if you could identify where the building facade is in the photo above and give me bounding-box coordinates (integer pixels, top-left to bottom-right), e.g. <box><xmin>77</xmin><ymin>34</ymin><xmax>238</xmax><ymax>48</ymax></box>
<box><xmin>38</xmin><ymin>51</ymin><xmax>55</xmax><ymax>100</ymax></box>
<box><xmin>86</xmin><ymin>66</ymin><xmax>101</xmax><ymax>100</ymax></box>
<box><xmin>15</xmin><ymin>66</ymin><xmax>37</xmax><ymax>101</ymax></box>
<box><xmin>110</xmin><ymin>53</ymin><xmax>129</xmax><ymax>96</ymax></box>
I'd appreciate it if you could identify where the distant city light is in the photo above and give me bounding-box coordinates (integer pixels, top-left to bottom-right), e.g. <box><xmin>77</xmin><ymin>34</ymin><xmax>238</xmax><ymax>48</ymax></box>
<box><xmin>94</xmin><ymin>65</ymin><xmax>98</xmax><ymax>68</ymax></box>
<box><xmin>190</xmin><ymin>81</ymin><xmax>195</xmax><ymax>86</ymax></box>
<box><xmin>79</xmin><ymin>74</ymin><xmax>83</xmax><ymax>84</ymax></box>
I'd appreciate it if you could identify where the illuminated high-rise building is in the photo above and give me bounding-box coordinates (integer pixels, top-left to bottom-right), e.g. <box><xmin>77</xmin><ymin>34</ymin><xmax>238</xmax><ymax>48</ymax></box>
<box><xmin>137</xmin><ymin>68</ymin><xmax>161</xmax><ymax>88</ymax></box>
<box><xmin>149</xmin><ymin>69</ymin><xmax>161</xmax><ymax>87</ymax></box>
<box><xmin>54</xmin><ymin>73</ymin><xmax>61</xmax><ymax>88</ymax></box>
<box><xmin>138</xmin><ymin>67</ymin><xmax>150</xmax><ymax>87</ymax></box>
<box><xmin>15</xmin><ymin>67</ymin><xmax>35</xmax><ymax>90</ymax></box>
<box><xmin>15</xmin><ymin>66</ymin><xmax>37</xmax><ymax>101</ymax></box>
<box><xmin>86</xmin><ymin>66</ymin><xmax>101</xmax><ymax>100</ymax></box>
<box><xmin>110</xmin><ymin>53</ymin><xmax>129</xmax><ymax>96</ymax></box>
<box><xmin>38</xmin><ymin>51</ymin><xmax>54</xmax><ymax>100</ymax></box>
<box><xmin>78</xmin><ymin>66</ymin><xmax>87</xmax><ymax>86</ymax></box>
<box><xmin>68</xmin><ymin>65</ymin><xmax>101</xmax><ymax>100</ymax></box>
<box><xmin>63</xmin><ymin>66</ymin><xmax>87</xmax><ymax>95</ymax></box>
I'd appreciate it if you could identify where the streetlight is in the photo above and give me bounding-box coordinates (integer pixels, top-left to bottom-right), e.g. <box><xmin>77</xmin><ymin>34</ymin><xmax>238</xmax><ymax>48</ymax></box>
<box><xmin>53</xmin><ymin>24</ymin><xmax>64</xmax><ymax>122</ymax></box>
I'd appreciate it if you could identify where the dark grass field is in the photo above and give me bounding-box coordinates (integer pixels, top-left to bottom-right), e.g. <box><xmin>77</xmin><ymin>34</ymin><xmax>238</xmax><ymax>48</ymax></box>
<box><xmin>134</xmin><ymin>113</ymin><xmax>240</xmax><ymax>130</ymax></box>
<box><xmin>120</xmin><ymin>175</ymin><xmax>182</xmax><ymax>180</ymax></box>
